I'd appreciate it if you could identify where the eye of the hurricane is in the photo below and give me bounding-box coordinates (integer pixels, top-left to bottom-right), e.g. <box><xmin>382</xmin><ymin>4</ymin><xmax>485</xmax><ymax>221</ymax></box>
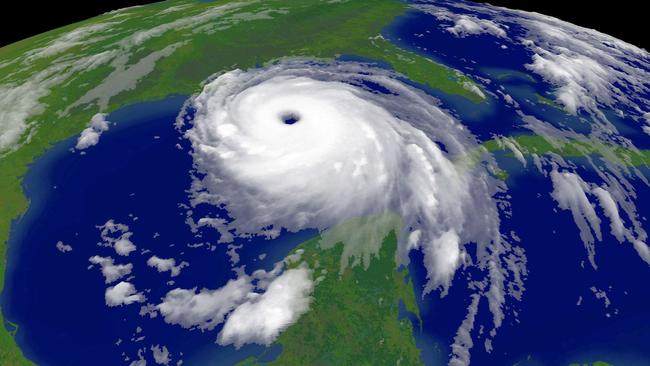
<box><xmin>279</xmin><ymin>111</ymin><xmax>301</xmax><ymax>125</ymax></box>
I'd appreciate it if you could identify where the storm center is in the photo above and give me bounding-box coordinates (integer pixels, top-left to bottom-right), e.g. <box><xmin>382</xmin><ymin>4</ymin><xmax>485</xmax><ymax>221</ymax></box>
<box><xmin>279</xmin><ymin>111</ymin><xmax>301</xmax><ymax>125</ymax></box>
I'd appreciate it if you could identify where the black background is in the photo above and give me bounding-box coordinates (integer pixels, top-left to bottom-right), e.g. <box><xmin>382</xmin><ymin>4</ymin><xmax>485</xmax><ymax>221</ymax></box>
<box><xmin>0</xmin><ymin>1</ymin><xmax>646</xmax><ymax>50</ymax></box>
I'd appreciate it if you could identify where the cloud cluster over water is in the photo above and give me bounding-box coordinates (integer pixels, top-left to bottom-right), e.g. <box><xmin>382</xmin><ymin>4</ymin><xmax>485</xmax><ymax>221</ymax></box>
<box><xmin>75</xmin><ymin>113</ymin><xmax>110</xmax><ymax>150</ymax></box>
<box><xmin>155</xmin><ymin>259</ymin><xmax>313</xmax><ymax>347</ymax></box>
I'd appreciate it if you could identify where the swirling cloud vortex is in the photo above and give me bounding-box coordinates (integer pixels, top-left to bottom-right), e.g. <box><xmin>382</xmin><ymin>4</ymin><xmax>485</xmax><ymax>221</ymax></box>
<box><xmin>185</xmin><ymin>61</ymin><xmax>504</xmax><ymax>293</ymax></box>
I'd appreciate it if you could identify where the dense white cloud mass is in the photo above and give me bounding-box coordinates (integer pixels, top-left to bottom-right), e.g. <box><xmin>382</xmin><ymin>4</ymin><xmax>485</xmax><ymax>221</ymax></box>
<box><xmin>422</xmin><ymin>229</ymin><xmax>463</xmax><ymax>295</ymax></box>
<box><xmin>184</xmin><ymin>61</ymin><xmax>515</xmax><ymax>297</ymax></box>
<box><xmin>187</xmin><ymin>69</ymin><xmax>407</xmax><ymax>232</ymax></box>
<box><xmin>155</xmin><ymin>257</ymin><xmax>312</xmax><ymax>348</ymax></box>
<box><xmin>75</xmin><ymin>113</ymin><xmax>111</xmax><ymax>150</ymax></box>
<box><xmin>157</xmin><ymin>277</ymin><xmax>252</xmax><ymax>330</ymax></box>
<box><xmin>217</xmin><ymin>267</ymin><xmax>313</xmax><ymax>348</ymax></box>
<box><xmin>105</xmin><ymin>281</ymin><xmax>145</xmax><ymax>306</ymax></box>
<box><xmin>181</xmin><ymin>61</ymin><xmax>527</xmax><ymax>353</ymax></box>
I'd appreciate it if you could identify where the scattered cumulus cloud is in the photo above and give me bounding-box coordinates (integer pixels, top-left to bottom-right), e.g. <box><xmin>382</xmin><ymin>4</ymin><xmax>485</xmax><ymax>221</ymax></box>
<box><xmin>147</xmin><ymin>256</ymin><xmax>189</xmax><ymax>277</ymax></box>
<box><xmin>56</xmin><ymin>240</ymin><xmax>73</xmax><ymax>253</ymax></box>
<box><xmin>99</xmin><ymin>220</ymin><xmax>137</xmax><ymax>256</ymax></box>
<box><xmin>115</xmin><ymin>237</ymin><xmax>137</xmax><ymax>256</ymax></box>
<box><xmin>151</xmin><ymin>344</ymin><xmax>171</xmax><ymax>365</ymax></box>
<box><xmin>89</xmin><ymin>255</ymin><xmax>133</xmax><ymax>283</ymax></box>
<box><xmin>129</xmin><ymin>348</ymin><xmax>147</xmax><ymax>366</ymax></box>
<box><xmin>106</xmin><ymin>281</ymin><xmax>145</xmax><ymax>306</ymax></box>
<box><xmin>418</xmin><ymin>4</ymin><xmax>507</xmax><ymax>38</ymax></box>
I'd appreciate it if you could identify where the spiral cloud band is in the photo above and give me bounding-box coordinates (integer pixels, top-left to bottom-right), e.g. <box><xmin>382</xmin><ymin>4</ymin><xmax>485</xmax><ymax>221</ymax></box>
<box><xmin>183</xmin><ymin>61</ymin><xmax>520</xmax><ymax>304</ymax></box>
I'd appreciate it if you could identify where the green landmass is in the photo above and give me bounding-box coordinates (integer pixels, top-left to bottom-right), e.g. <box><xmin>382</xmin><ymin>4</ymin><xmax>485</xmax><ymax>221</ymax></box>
<box><xmin>238</xmin><ymin>213</ymin><xmax>422</xmax><ymax>365</ymax></box>
<box><xmin>482</xmin><ymin>134</ymin><xmax>650</xmax><ymax>170</ymax></box>
<box><xmin>535</xmin><ymin>93</ymin><xmax>563</xmax><ymax>110</ymax></box>
<box><xmin>358</xmin><ymin>36</ymin><xmax>485</xmax><ymax>103</ymax></box>
<box><xmin>512</xmin><ymin>356</ymin><xmax>614</xmax><ymax>366</ymax></box>
<box><xmin>481</xmin><ymin>67</ymin><xmax>536</xmax><ymax>82</ymax></box>
<box><xmin>0</xmin><ymin>0</ymin><xmax>482</xmax><ymax>363</ymax></box>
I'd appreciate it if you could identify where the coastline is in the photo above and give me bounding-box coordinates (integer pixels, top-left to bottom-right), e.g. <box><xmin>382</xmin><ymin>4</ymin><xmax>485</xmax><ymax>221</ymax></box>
<box><xmin>0</xmin><ymin>94</ymin><xmax>188</xmax><ymax>364</ymax></box>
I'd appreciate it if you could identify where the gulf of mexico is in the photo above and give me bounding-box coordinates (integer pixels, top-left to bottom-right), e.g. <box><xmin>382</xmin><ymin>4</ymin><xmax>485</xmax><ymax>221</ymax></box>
<box><xmin>1</xmin><ymin>95</ymin><xmax>317</xmax><ymax>365</ymax></box>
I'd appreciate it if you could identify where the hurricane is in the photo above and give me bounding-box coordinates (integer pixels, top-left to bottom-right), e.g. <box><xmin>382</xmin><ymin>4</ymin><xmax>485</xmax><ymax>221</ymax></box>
<box><xmin>180</xmin><ymin>60</ymin><xmax>526</xmax><ymax>353</ymax></box>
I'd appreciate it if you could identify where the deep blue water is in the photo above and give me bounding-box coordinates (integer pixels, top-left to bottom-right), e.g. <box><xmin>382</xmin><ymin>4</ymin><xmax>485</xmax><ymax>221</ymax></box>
<box><xmin>2</xmin><ymin>4</ymin><xmax>650</xmax><ymax>366</ymax></box>
<box><xmin>407</xmin><ymin>168</ymin><xmax>650</xmax><ymax>365</ymax></box>
<box><xmin>386</xmin><ymin>6</ymin><xmax>650</xmax><ymax>365</ymax></box>
<box><xmin>384</xmin><ymin>5</ymin><xmax>650</xmax><ymax>149</ymax></box>
<box><xmin>1</xmin><ymin>96</ymin><xmax>317</xmax><ymax>366</ymax></box>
